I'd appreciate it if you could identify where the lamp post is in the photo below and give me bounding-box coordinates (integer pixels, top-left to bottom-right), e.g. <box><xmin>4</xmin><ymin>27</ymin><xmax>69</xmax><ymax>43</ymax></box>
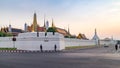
<box><xmin>12</xmin><ymin>36</ymin><xmax>16</xmax><ymax>48</ymax></box>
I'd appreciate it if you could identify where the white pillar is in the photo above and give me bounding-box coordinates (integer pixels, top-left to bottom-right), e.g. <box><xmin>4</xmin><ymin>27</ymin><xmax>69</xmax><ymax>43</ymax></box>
<box><xmin>24</xmin><ymin>23</ymin><xmax>27</xmax><ymax>32</ymax></box>
<box><xmin>8</xmin><ymin>24</ymin><xmax>12</xmax><ymax>32</ymax></box>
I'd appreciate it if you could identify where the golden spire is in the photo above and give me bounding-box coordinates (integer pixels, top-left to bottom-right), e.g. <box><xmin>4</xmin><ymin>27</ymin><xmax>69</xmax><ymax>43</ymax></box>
<box><xmin>68</xmin><ymin>25</ymin><xmax>70</xmax><ymax>35</ymax></box>
<box><xmin>43</xmin><ymin>14</ymin><xmax>46</xmax><ymax>27</ymax></box>
<box><xmin>32</xmin><ymin>13</ymin><xmax>38</xmax><ymax>32</ymax></box>
<box><xmin>52</xmin><ymin>19</ymin><xmax>55</xmax><ymax>28</ymax></box>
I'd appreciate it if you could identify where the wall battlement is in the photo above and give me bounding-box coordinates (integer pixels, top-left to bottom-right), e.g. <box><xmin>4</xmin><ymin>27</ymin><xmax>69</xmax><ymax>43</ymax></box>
<box><xmin>0</xmin><ymin>32</ymin><xmax>116</xmax><ymax>51</ymax></box>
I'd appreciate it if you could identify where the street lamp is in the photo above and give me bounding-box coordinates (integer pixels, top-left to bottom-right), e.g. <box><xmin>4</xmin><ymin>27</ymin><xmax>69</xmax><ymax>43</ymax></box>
<box><xmin>12</xmin><ymin>36</ymin><xmax>16</xmax><ymax>48</ymax></box>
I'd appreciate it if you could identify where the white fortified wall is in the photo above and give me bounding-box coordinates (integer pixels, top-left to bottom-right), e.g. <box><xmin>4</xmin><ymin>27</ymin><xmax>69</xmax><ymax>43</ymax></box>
<box><xmin>65</xmin><ymin>38</ymin><xmax>96</xmax><ymax>47</ymax></box>
<box><xmin>0</xmin><ymin>37</ymin><xmax>13</xmax><ymax>48</ymax></box>
<box><xmin>0</xmin><ymin>32</ymin><xmax>116</xmax><ymax>51</ymax></box>
<box><xmin>0</xmin><ymin>32</ymin><xmax>65</xmax><ymax>51</ymax></box>
<box><xmin>16</xmin><ymin>32</ymin><xmax>65</xmax><ymax>51</ymax></box>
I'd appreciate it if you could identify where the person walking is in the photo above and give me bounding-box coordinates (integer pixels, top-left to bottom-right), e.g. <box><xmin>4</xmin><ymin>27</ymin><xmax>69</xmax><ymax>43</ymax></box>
<box><xmin>40</xmin><ymin>45</ymin><xmax>43</xmax><ymax>52</ymax></box>
<box><xmin>54</xmin><ymin>45</ymin><xmax>57</xmax><ymax>52</ymax></box>
<box><xmin>115</xmin><ymin>41</ymin><xmax>120</xmax><ymax>51</ymax></box>
<box><xmin>115</xmin><ymin>43</ymin><xmax>118</xmax><ymax>51</ymax></box>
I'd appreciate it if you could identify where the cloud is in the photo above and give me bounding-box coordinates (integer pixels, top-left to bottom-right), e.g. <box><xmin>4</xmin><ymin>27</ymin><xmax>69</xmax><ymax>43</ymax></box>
<box><xmin>109</xmin><ymin>8</ymin><xmax>120</xmax><ymax>13</ymax></box>
<box><xmin>112</xmin><ymin>1</ymin><xmax>120</xmax><ymax>6</ymax></box>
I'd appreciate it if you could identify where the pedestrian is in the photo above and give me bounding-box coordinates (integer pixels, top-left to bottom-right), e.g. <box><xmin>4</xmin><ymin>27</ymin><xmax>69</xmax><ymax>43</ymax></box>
<box><xmin>54</xmin><ymin>45</ymin><xmax>57</xmax><ymax>52</ymax></box>
<box><xmin>115</xmin><ymin>43</ymin><xmax>118</xmax><ymax>51</ymax></box>
<box><xmin>40</xmin><ymin>45</ymin><xmax>43</xmax><ymax>52</ymax></box>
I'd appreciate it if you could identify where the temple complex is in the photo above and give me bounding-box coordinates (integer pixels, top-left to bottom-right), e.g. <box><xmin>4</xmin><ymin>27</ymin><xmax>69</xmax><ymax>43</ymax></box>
<box><xmin>92</xmin><ymin>29</ymin><xmax>99</xmax><ymax>40</ymax></box>
<box><xmin>27</xmin><ymin>13</ymin><xmax>45</xmax><ymax>32</ymax></box>
<box><xmin>0</xmin><ymin>13</ymin><xmax>87</xmax><ymax>39</ymax></box>
<box><xmin>26</xmin><ymin>13</ymin><xmax>70</xmax><ymax>36</ymax></box>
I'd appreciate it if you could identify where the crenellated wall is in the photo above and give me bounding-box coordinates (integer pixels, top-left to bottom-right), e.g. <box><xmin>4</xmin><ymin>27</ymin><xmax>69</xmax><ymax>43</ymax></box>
<box><xmin>65</xmin><ymin>38</ymin><xmax>96</xmax><ymax>47</ymax></box>
<box><xmin>0</xmin><ymin>32</ymin><xmax>116</xmax><ymax>51</ymax></box>
<box><xmin>0</xmin><ymin>32</ymin><xmax>65</xmax><ymax>51</ymax></box>
<box><xmin>0</xmin><ymin>37</ymin><xmax>13</xmax><ymax>48</ymax></box>
<box><xmin>16</xmin><ymin>32</ymin><xmax>65</xmax><ymax>51</ymax></box>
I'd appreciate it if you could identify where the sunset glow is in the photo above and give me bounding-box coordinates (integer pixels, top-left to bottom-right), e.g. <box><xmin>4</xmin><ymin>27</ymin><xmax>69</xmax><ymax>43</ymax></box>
<box><xmin>0</xmin><ymin>0</ymin><xmax>120</xmax><ymax>39</ymax></box>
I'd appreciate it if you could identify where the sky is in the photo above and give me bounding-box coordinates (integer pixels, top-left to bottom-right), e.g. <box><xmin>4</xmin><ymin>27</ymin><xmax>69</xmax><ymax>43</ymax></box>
<box><xmin>0</xmin><ymin>0</ymin><xmax>120</xmax><ymax>40</ymax></box>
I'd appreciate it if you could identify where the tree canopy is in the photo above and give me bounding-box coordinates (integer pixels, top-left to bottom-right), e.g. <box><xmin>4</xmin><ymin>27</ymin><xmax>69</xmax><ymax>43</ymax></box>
<box><xmin>0</xmin><ymin>32</ymin><xmax>12</xmax><ymax>37</ymax></box>
<box><xmin>47</xmin><ymin>27</ymin><xmax>57</xmax><ymax>32</ymax></box>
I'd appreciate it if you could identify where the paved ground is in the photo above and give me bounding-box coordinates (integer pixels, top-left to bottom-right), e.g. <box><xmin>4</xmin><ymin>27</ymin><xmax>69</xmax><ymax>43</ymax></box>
<box><xmin>0</xmin><ymin>45</ymin><xmax>120</xmax><ymax>68</ymax></box>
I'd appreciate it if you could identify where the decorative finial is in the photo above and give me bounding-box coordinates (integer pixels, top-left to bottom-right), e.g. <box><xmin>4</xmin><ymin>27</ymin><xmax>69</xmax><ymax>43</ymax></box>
<box><xmin>44</xmin><ymin>14</ymin><xmax>46</xmax><ymax>27</ymax></box>
<box><xmin>68</xmin><ymin>25</ymin><xmax>70</xmax><ymax>34</ymax></box>
<box><xmin>52</xmin><ymin>18</ymin><xmax>55</xmax><ymax>28</ymax></box>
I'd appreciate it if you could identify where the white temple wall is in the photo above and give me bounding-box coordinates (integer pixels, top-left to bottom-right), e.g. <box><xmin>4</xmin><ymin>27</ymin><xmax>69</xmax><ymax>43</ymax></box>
<box><xmin>0</xmin><ymin>32</ymin><xmax>116</xmax><ymax>51</ymax></box>
<box><xmin>16</xmin><ymin>40</ymin><xmax>61</xmax><ymax>50</ymax></box>
<box><xmin>100</xmin><ymin>40</ymin><xmax>116</xmax><ymax>45</ymax></box>
<box><xmin>64</xmin><ymin>38</ymin><xmax>116</xmax><ymax>47</ymax></box>
<box><xmin>0</xmin><ymin>32</ymin><xmax>65</xmax><ymax>51</ymax></box>
<box><xmin>16</xmin><ymin>32</ymin><xmax>65</xmax><ymax>51</ymax></box>
<box><xmin>0</xmin><ymin>37</ymin><xmax>13</xmax><ymax>48</ymax></box>
<box><xmin>65</xmin><ymin>38</ymin><xmax>96</xmax><ymax>47</ymax></box>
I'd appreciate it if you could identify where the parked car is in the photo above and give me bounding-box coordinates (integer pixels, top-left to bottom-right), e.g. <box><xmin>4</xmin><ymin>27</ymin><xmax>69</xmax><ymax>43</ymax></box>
<box><xmin>103</xmin><ymin>44</ymin><xmax>109</xmax><ymax>48</ymax></box>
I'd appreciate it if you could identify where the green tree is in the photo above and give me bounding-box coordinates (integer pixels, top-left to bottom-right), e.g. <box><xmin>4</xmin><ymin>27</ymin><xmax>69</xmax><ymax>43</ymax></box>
<box><xmin>0</xmin><ymin>31</ymin><xmax>4</xmax><ymax>37</ymax></box>
<box><xmin>0</xmin><ymin>32</ymin><xmax>12</xmax><ymax>37</ymax></box>
<box><xmin>47</xmin><ymin>27</ymin><xmax>57</xmax><ymax>32</ymax></box>
<box><xmin>6</xmin><ymin>33</ymin><xmax>13</xmax><ymax>37</ymax></box>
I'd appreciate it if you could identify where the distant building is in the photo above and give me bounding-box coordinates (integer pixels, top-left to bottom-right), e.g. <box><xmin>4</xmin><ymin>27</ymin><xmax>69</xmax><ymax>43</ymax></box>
<box><xmin>26</xmin><ymin>13</ymin><xmax>46</xmax><ymax>32</ymax></box>
<box><xmin>77</xmin><ymin>33</ymin><xmax>88</xmax><ymax>39</ymax></box>
<box><xmin>102</xmin><ymin>37</ymin><xmax>112</xmax><ymax>41</ymax></box>
<box><xmin>92</xmin><ymin>29</ymin><xmax>99</xmax><ymax>40</ymax></box>
<box><xmin>0</xmin><ymin>25</ymin><xmax>23</xmax><ymax>36</ymax></box>
<box><xmin>45</xmin><ymin>21</ymin><xmax>49</xmax><ymax>30</ymax></box>
<box><xmin>92</xmin><ymin>29</ymin><xmax>100</xmax><ymax>45</ymax></box>
<box><xmin>51</xmin><ymin>19</ymin><xmax>70</xmax><ymax>36</ymax></box>
<box><xmin>26</xmin><ymin>13</ymin><xmax>71</xmax><ymax>36</ymax></box>
<box><xmin>24</xmin><ymin>23</ymin><xmax>28</xmax><ymax>32</ymax></box>
<box><xmin>0</xmin><ymin>13</ymin><xmax>87</xmax><ymax>39</ymax></box>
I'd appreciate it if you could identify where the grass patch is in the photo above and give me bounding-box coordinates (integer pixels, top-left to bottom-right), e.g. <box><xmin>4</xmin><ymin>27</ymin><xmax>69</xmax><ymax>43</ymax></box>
<box><xmin>65</xmin><ymin>45</ymin><xmax>96</xmax><ymax>50</ymax></box>
<box><xmin>0</xmin><ymin>48</ymin><xmax>17</xmax><ymax>50</ymax></box>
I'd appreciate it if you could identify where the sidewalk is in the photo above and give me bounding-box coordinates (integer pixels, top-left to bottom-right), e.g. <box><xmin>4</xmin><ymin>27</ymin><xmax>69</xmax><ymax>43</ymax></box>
<box><xmin>0</xmin><ymin>50</ymin><xmax>61</xmax><ymax>53</ymax></box>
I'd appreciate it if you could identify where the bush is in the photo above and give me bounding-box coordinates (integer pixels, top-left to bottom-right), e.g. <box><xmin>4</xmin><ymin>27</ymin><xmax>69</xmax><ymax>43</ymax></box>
<box><xmin>47</xmin><ymin>27</ymin><xmax>57</xmax><ymax>32</ymax></box>
<box><xmin>64</xmin><ymin>35</ymin><xmax>76</xmax><ymax>38</ymax></box>
<box><xmin>65</xmin><ymin>45</ymin><xmax>96</xmax><ymax>50</ymax></box>
<box><xmin>64</xmin><ymin>35</ymin><xmax>70</xmax><ymax>38</ymax></box>
<box><xmin>0</xmin><ymin>32</ymin><xmax>4</xmax><ymax>37</ymax></box>
<box><xmin>0</xmin><ymin>48</ymin><xmax>17</xmax><ymax>50</ymax></box>
<box><xmin>0</xmin><ymin>32</ymin><xmax>12</xmax><ymax>37</ymax></box>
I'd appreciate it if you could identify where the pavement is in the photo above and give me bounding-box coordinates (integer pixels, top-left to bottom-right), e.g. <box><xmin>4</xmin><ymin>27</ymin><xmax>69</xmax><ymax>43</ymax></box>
<box><xmin>0</xmin><ymin>45</ymin><xmax>120</xmax><ymax>68</ymax></box>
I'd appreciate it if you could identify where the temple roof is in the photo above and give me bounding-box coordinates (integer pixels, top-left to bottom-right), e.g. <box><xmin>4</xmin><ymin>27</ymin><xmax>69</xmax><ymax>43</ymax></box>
<box><xmin>92</xmin><ymin>29</ymin><xmax>99</xmax><ymax>40</ymax></box>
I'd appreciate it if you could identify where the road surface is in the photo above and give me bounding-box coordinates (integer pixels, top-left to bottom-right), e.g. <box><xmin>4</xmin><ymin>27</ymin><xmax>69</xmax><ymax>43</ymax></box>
<box><xmin>0</xmin><ymin>45</ymin><xmax>120</xmax><ymax>68</ymax></box>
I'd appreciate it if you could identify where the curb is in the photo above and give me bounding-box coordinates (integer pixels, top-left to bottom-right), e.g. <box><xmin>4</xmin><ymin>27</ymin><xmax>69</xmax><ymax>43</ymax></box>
<box><xmin>0</xmin><ymin>50</ymin><xmax>61</xmax><ymax>53</ymax></box>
